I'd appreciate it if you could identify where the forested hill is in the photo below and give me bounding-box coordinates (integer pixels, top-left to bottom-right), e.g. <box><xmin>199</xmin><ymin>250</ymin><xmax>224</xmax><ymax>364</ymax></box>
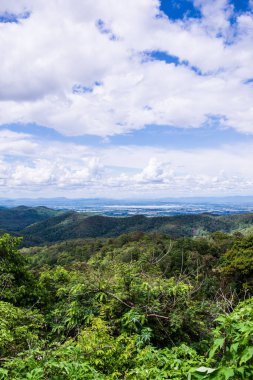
<box><xmin>2</xmin><ymin>206</ymin><xmax>253</xmax><ymax>245</ymax></box>
<box><xmin>0</xmin><ymin>206</ymin><xmax>63</xmax><ymax>233</ymax></box>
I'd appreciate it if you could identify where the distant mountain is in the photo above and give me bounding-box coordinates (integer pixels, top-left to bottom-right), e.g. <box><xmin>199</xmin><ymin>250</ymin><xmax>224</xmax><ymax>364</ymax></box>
<box><xmin>2</xmin><ymin>206</ymin><xmax>253</xmax><ymax>246</ymax></box>
<box><xmin>2</xmin><ymin>195</ymin><xmax>253</xmax><ymax>208</ymax></box>
<box><xmin>2</xmin><ymin>197</ymin><xmax>253</xmax><ymax>217</ymax></box>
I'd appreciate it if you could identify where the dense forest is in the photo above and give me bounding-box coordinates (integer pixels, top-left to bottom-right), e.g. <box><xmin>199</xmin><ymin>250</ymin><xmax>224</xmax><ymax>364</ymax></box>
<box><xmin>2</xmin><ymin>206</ymin><xmax>253</xmax><ymax>246</ymax></box>
<box><xmin>1</xmin><ymin>224</ymin><xmax>253</xmax><ymax>379</ymax></box>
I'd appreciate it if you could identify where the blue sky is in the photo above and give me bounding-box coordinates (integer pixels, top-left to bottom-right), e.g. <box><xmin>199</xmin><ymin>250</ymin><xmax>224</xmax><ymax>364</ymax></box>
<box><xmin>1</xmin><ymin>122</ymin><xmax>253</xmax><ymax>150</ymax></box>
<box><xmin>160</xmin><ymin>0</ymin><xmax>251</xmax><ymax>19</ymax></box>
<box><xmin>160</xmin><ymin>0</ymin><xmax>202</xmax><ymax>20</ymax></box>
<box><xmin>0</xmin><ymin>0</ymin><xmax>253</xmax><ymax>198</ymax></box>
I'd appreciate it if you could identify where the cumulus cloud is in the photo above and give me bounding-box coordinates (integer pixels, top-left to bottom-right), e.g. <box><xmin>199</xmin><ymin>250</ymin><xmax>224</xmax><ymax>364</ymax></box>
<box><xmin>103</xmin><ymin>153</ymin><xmax>253</xmax><ymax>196</ymax></box>
<box><xmin>1</xmin><ymin>1</ymin><xmax>253</xmax><ymax>197</ymax></box>
<box><xmin>0</xmin><ymin>130</ymin><xmax>103</xmax><ymax>191</ymax></box>
<box><xmin>10</xmin><ymin>157</ymin><xmax>102</xmax><ymax>187</ymax></box>
<box><xmin>0</xmin><ymin>129</ymin><xmax>253</xmax><ymax>196</ymax></box>
<box><xmin>0</xmin><ymin>0</ymin><xmax>253</xmax><ymax>136</ymax></box>
<box><xmin>0</xmin><ymin>156</ymin><xmax>103</xmax><ymax>189</ymax></box>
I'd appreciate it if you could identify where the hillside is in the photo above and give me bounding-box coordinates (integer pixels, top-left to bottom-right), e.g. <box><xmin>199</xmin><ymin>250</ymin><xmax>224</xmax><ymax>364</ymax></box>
<box><xmin>20</xmin><ymin>211</ymin><xmax>253</xmax><ymax>246</ymax></box>
<box><xmin>2</xmin><ymin>206</ymin><xmax>253</xmax><ymax>246</ymax></box>
<box><xmin>0</xmin><ymin>206</ymin><xmax>64</xmax><ymax>232</ymax></box>
<box><xmin>16</xmin><ymin>209</ymin><xmax>253</xmax><ymax>245</ymax></box>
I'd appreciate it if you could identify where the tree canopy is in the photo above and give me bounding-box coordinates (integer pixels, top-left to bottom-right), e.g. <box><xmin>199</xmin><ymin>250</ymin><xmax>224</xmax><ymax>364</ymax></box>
<box><xmin>0</xmin><ymin>232</ymin><xmax>252</xmax><ymax>379</ymax></box>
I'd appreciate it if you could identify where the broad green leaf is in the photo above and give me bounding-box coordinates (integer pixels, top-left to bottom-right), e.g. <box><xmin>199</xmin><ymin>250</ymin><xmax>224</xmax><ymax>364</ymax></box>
<box><xmin>239</xmin><ymin>346</ymin><xmax>253</xmax><ymax>364</ymax></box>
<box><xmin>218</xmin><ymin>367</ymin><xmax>234</xmax><ymax>380</ymax></box>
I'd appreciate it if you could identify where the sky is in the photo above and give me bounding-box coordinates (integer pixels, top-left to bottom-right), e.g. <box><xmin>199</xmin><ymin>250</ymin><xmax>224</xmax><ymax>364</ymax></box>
<box><xmin>1</xmin><ymin>0</ymin><xmax>253</xmax><ymax>198</ymax></box>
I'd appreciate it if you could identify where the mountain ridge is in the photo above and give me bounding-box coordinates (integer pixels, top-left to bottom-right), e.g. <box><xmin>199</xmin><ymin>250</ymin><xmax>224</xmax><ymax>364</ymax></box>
<box><xmin>1</xmin><ymin>206</ymin><xmax>253</xmax><ymax>246</ymax></box>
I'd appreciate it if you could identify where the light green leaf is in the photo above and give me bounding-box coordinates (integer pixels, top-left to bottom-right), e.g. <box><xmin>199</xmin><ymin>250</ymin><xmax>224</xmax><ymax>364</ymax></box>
<box><xmin>239</xmin><ymin>346</ymin><xmax>253</xmax><ymax>364</ymax></box>
<box><xmin>218</xmin><ymin>367</ymin><xmax>234</xmax><ymax>380</ymax></box>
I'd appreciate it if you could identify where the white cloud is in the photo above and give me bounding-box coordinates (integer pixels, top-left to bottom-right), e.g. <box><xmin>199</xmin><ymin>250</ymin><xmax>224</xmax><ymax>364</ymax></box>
<box><xmin>1</xmin><ymin>1</ymin><xmax>253</xmax><ymax>197</ymax></box>
<box><xmin>0</xmin><ymin>130</ymin><xmax>253</xmax><ymax>196</ymax></box>
<box><xmin>0</xmin><ymin>129</ymin><xmax>37</xmax><ymax>155</ymax></box>
<box><xmin>0</xmin><ymin>130</ymin><xmax>103</xmax><ymax>190</ymax></box>
<box><xmin>0</xmin><ymin>1</ymin><xmax>253</xmax><ymax>136</ymax></box>
<box><xmin>0</xmin><ymin>157</ymin><xmax>103</xmax><ymax>189</ymax></box>
<box><xmin>98</xmin><ymin>142</ymin><xmax>253</xmax><ymax>196</ymax></box>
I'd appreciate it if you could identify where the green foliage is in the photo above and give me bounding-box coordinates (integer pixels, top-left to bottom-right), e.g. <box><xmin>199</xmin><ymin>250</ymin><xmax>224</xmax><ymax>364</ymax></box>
<box><xmin>0</xmin><ymin>230</ymin><xmax>253</xmax><ymax>379</ymax></box>
<box><xmin>191</xmin><ymin>298</ymin><xmax>253</xmax><ymax>379</ymax></box>
<box><xmin>0</xmin><ymin>301</ymin><xmax>43</xmax><ymax>357</ymax></box>
<box><xmin>2</xmin><ymin>345</ymin><xmax>105</xmax><ymax>380</ymax></box>
<box><xmin>126</xmin><ymin>344</ymin><xmax>205</xmax><ymax>379</ymax></box>
<box><xmin>0</xmin><ymin>234</ymin><xmax>37</xmax><ymax>305</ymax></box>
<box><xmin>218</xmin><ymin>234</ymin><xmax>253</xmax><ymax>290</ymax></box>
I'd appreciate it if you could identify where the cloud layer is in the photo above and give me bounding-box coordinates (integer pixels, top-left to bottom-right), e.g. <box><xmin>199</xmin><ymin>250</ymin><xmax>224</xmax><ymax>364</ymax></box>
<box><xmin>1</xmin><ymin>0</ymin><xmax>253</xmax><ymax>196</ymax></box>
<box><xmin>1</xmin><ymin>0</ymin><xmax>253</xmax><ymax>136</ymax></box>
<box><xmin>0</xmin><ymin>129</ymin><xmax>253</xmax><ymax>197</ymax></box>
